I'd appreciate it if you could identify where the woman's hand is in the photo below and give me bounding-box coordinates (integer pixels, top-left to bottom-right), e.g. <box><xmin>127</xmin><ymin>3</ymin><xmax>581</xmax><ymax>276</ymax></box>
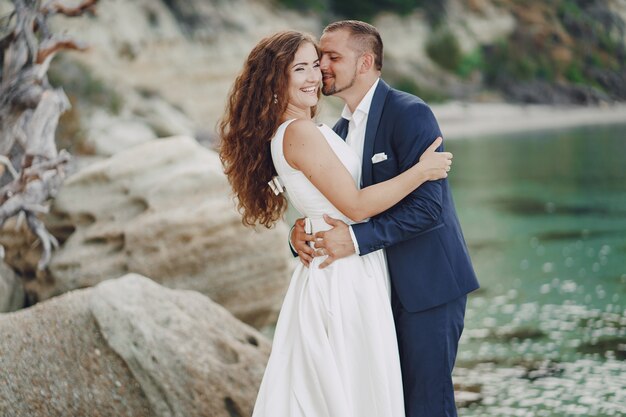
<box><xmin>417</xmin><ymin>137</ymin><xmax>453</xmax><ymax>180</ymax></box>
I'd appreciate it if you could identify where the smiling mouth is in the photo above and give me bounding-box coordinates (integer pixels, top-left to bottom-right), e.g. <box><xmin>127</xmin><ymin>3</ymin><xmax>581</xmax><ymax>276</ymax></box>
<box><xmin>300</xmin><ymin>87</ymin><xmax>317</xmax><ymax>93</ymax></box>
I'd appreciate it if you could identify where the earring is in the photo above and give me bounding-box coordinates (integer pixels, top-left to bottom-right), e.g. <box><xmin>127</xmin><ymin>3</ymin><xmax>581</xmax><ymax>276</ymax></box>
<box><xmin>273</xmin><ymin>93</ymin><xmax>278</xmax><ymax>104</ymax></box>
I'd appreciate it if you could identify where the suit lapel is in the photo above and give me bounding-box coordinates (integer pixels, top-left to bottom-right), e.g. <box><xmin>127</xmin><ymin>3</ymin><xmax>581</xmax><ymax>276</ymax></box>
<box><xmin>333</xmin><ymin>117</ymin><xmax>349</xmax><ymax>140</ymax></box>
<box><xmin>362</xmin><ymin>79</ymin><xmax>390</xmax><ymax>187</ymax></box>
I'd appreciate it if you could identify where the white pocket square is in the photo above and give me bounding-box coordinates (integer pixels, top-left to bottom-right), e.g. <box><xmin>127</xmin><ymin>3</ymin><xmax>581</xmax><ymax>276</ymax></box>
<box><xmin>371</xmin><ymin>152</ymin><xmax>388</xmax><ymax>164</ymax></box>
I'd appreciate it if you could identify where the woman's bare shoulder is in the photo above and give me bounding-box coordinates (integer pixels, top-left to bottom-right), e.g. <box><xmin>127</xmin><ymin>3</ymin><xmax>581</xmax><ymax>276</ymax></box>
<box><xmin>284</xmin><ymin>118</ymin><xmax>323</xmax><ymax>145</ymax></box>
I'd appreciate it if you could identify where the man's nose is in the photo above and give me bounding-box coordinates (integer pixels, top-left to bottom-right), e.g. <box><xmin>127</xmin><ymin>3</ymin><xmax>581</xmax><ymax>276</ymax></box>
<box><xmin>320</xmin><ymin>56</ymin><xmax>329</xmax><ymax>70</ymax></box>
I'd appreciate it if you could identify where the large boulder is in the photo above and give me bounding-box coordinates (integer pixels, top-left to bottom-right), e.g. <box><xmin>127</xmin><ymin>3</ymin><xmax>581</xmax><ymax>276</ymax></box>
<box><xmin>0</xmin><ymin>274</ymin><xmax>270</xmax><ymax>417</ymax></box>
<box><xmin>0</xmin><ymin>261</ymin><xmax>24</xmax><ymax>312</ymax></box>
<box><xmin>83</xmin><ymin>109</ymin><xmax>157</xmax><ymax>157</ymax></box>
<box><xmin>26</xmin><ymin>136</ymin><xmax>290</xmax><ymax>328</ymax></box>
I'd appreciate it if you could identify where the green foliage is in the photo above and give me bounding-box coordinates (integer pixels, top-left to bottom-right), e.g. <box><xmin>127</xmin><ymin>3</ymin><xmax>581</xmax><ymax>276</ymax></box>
<box><xmin>474</xmin><ymin>0</ymin><xmax>626</xmax><ymax>100</ymax></box>
<box><xmin>457</xmin><ymin>48</ymin><xmax>484</xmax><ymax>79</ymax></box>
<box><xmin>391</xmin><ymin>76</ymin><xmax>447</xmax><ymax>103</ymax></box>
<box><xmin>534</xmin><ymin>56</ymin><xmax>555</xmax><ymax>81</ymax></box>
<box><xmin>425</xmin><ymin>28</ymin><xmax>462</xmax><ymax>72</ymax></box>
<box><xmin>557</xmin><ymin>0</ymin><xmax>583</xmax><ymax>18</ymax></box>
<box><xmin>332</xmin><ymin>0</ymin><xmax>427</xmax><ymax>20</ymax></box>
<box><xmin>482</xmin><ymin>39</ymin><xmax>557</xmax><ymax>84</ymax></box>
<box><xmin>47</xmin><ymin>57</ymin><xmax>124</xmax><ymax>154</ymax></box>
<box><xmin>275</xmin><ymin>0</ymin><xmax>626</xmax><ymax>101</ymax></box>
<box><xmin>564</xmin><ymin>63</ymin><xmax>586</xmax><ymax>84</ymax></box>
<box><xmin>275</xmin><ymin>0</ymin><xmax>446</xmax><ymax>22</ymax></box>
<box><xmin>275</xmin><ymin>0</ymin><xmax>327</xmax><ymax>13</ymax></box>
<box><xmin>48</xmin><ymin>58</ymin><xmax>123</xmax><ymax>115</ymax></box>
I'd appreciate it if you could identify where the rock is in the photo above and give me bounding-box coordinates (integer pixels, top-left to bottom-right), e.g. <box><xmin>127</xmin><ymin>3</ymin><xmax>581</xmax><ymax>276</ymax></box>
<box><xmin>92</xmin><ymin>274</ymin><xmax>271</xmax><ymax>417</ymax></box>
<box><xmin>0</xmin><ymin>278</ymin><xmax>153</xmax><ymax>416</ymax></box>
<box><xmin>83</xmin><ymin>110</ymin><xmax>157</xmax><ymax>156</ymax></box>
<box><xmin>126</xmin><ymin>90</ymin><xmax>196</xmax><ymax>138</ymax></box>
<box><xmin>447</xmin><ymin>0</ymin><xmax>516</xmax><ymax>54</ymax></box>
<box><xmin>0</xmin><ymin>273</ymin><xmax>270</xmax><ymax>417</ymax></box>
<box><xmin>48</xmin><ymin>0</ymin><xmax>322</xmax><ymax>133</ymax></box>
<box><xmin>0</xmin><ymin>261</ymin><xmax>24</xmax><ymax>312</ymax></box>
<box><xmin>587</xmin><ymin>68</ymin><xmax>626</xmax><ymax>101</ymax></box>
<box><xmin>502</xmin><ymin>80</ymin><xmax>612</xmax><ymax>105</ymax></box>
<box><xmin>29</xmin><ymin>136</ymin><xmax>290</xmax><ymax>328</ymax></box>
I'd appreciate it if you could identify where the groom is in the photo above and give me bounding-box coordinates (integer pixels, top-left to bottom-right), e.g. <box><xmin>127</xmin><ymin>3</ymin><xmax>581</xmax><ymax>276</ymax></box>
<box><xmin>291</xmin><ymin>20</ymin><xmax>480</xmax><ymax>417</ymax></box>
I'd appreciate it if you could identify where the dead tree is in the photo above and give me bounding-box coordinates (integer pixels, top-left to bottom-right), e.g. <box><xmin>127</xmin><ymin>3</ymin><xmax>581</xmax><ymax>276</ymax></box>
<box><xmin>0</xmin><ymin>0</ymin><xmax>97</xmax><ymax>270</ymax></box>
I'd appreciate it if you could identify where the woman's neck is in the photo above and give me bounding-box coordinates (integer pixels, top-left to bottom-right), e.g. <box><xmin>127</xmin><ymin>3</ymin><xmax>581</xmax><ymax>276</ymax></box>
<box><xmin>282</xmin><ymin>103</ymin><xmax>311</xmax><ymax>122</ymax></box>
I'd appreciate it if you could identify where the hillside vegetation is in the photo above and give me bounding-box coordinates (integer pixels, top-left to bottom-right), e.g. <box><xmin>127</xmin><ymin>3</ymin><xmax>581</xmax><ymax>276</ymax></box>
<box><xmin>279</xmin><ymin>0</ymin><xmax>626</xmax><ymax>104</ymax></box>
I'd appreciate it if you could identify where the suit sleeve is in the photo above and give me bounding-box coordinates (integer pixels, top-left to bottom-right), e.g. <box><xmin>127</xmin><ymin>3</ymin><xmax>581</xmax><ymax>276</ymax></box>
<box><xmin>288</xmin><ymin>224</ymin><xmax>298</xmax><ymax>257</ymax></box>
<box><xmin>351</xmin><ymin>102</ymin><xmax>444</xmax><ymax>255</ymax></box>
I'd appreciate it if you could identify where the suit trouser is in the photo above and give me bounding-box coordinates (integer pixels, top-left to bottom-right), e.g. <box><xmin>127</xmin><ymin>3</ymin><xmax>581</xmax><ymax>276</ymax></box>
<box><xmin>391</xmin><ymin>283</ymin><xmax>467</xmax><ymax>417</ymax></box>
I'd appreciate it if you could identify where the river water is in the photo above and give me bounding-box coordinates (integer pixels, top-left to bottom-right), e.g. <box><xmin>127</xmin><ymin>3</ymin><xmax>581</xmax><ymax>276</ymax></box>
<box><xmin>448</xmin><ymin>124</ymin><xmax>626</xmax><ymax>416</ymax></box>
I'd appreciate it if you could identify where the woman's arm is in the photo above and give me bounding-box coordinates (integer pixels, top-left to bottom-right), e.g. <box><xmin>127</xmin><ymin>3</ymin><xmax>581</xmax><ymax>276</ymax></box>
<box><xmin>283</xmin><ymin>119</ymin><xmax>451</xmax><ymax>222</ymax></box>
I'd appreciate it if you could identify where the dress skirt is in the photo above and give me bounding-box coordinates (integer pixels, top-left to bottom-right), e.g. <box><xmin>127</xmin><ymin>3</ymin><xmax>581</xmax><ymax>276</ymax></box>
<box><xmin>252</xmin><ymin>249</ymin><xmax>405</xmax><ymax>417</ymax></box>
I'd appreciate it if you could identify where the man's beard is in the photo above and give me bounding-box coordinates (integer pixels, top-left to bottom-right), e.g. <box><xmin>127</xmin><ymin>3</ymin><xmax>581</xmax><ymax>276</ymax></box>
<box><xmin>322</xmin><ymin>69</ymin><xmax>357</xmax><ymax>96</ymax></box>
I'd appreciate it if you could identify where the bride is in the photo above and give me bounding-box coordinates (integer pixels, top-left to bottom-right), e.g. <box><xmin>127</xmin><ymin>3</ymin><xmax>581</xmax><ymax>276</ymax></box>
<box><xmin>219</xmin><ymin>31</ymin><xmax>452</xmax><ymax>417</ymax></box>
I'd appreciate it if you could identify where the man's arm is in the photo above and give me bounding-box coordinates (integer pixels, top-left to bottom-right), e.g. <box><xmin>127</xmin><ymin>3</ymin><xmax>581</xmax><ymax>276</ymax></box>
<box><xmin>314</xmin><ymin>102</ymin><xmax>445</xmax><ymax>267</ymax></box>
<box><xmin>352</xmin><ymin>102</ymin><xmax>444</xmax><ymax>255</ymax></box>
<box><xmin>290</xmin><ymin>218</ymin><xmax>315</xmax><ymax>266</ymax></box>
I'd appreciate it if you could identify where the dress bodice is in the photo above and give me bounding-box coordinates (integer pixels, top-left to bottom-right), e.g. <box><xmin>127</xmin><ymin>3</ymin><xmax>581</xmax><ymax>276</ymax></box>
<box><xmin>270</xmin><ymin>119</ymin><xmax>361</xmax><ymax>226</ymax></box>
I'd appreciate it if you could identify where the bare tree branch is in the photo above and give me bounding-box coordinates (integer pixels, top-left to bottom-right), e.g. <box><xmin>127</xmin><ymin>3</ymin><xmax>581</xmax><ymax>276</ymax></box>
<box><xmin>0</xmin><ymin>0</ymin><xmax>98</xmax><ymax>270</ymax></box>
<box><xmin>36</xmin><ymin>36</ymin><xmax>87</xmax><ymax>64</ymax></box>
<box><xmin>41</xmin><ymin>0</ymin><xmax>98</xmax><ymax>17</ymax></box>
<box><xmin>0</xmin><ymin>156</ymin><xmax>19</xmax><ymax>179</ymax></box>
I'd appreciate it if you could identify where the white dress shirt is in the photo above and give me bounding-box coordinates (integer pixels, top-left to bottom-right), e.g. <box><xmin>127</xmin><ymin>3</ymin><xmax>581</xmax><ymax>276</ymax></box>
<box><xmin>341</xmin><ymin>78</ymin><xmax>380</xmax><ymax>255</ymax></box>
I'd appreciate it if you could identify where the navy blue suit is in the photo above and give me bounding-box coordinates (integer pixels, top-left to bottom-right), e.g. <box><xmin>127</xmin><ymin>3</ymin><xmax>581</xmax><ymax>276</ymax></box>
<box><xmin>333</xmin><ymin>79</ymin><xmax>479</xmax><ymax>417</ymax></box>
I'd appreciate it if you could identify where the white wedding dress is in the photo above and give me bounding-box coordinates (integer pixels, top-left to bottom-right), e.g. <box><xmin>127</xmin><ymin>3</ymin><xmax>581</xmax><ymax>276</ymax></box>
<box><xmin>252</xmin><ymin>119</ymin><xmax>405</xmax><ymax>417</ymax></box>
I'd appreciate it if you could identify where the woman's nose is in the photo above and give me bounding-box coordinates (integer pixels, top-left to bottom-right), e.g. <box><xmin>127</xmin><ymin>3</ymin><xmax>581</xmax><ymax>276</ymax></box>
<box><xmin>307</xmin><ymin>67</ymin><xmax>321</xmax><ymax>81</ymax></box>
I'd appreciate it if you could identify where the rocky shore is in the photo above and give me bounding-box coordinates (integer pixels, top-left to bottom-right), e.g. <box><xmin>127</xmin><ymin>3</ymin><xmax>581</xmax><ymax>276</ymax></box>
<box><xmin>0</xmin><ymin>274</ymin><xmax>270</xmax><ymax>417</ymax></box>
<box><xmin>432</xmin><ymin>102</ymin><xmax>626</xmax><ymax>140</ymax></box>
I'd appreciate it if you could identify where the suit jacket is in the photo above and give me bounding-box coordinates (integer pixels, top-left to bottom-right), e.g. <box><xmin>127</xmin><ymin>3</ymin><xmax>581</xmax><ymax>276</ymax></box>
<box><xmin>333</xmin><ymin>79</ymin><xmax>479</xmax><ymax>312</ymax></box>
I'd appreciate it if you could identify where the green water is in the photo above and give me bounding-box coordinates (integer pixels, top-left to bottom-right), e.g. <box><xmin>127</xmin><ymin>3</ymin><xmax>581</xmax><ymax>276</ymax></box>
<box><xmin>448</xmin><ymin>124</ymin><xmax>626</xmax><ymax>417</ymax></box>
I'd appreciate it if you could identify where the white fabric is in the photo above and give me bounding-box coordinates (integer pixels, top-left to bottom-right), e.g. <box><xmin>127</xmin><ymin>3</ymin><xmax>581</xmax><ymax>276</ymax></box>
<box><xmin>252</xmin><ymin>119</ymin><xmax>405</xmax><ymax>417</ymax></box>
<box><xmin>342</xmin><ymin>78</ymin><xmax>379</xmax><ymax>255</ymax></box>
<box><xmin>340</xmin><ymin>78</ymin><xmax>379</xmax><ymax>167</ymax></box>
<box><xmin>348</xmin><ymin>225</ymin><xmax>361</xmax><ymax>255</ymax></box>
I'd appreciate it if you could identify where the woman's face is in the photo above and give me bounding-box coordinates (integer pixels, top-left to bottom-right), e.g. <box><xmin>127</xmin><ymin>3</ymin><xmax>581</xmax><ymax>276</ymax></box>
<box><xmin>286</xmin><ymin>42</ymin><xmax>321</xmax><ymax>111</ymax></box>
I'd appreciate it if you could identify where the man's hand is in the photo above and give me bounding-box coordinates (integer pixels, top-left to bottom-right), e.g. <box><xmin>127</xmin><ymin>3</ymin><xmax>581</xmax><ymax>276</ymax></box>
<box><xmin>419</xmin><ymin>137</ymin><xmax>453</xmax><ymax>181</ymax></box>
<box><xmin>313</xmin><ymin>214</ymin><xmax>356</xmax><ymax>269</ymax></box>
<box><xmin>291</xmin><ymin>218</ymin><xmax>315</xmax><ymax>267</ymax></box>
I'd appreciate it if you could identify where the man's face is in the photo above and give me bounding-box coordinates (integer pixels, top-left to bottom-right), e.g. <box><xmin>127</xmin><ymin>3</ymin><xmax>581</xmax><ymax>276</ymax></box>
<box><xmin>319</xmin><ymin>29</ymin><xmax>360</xmax><ymax>97</ymax></box>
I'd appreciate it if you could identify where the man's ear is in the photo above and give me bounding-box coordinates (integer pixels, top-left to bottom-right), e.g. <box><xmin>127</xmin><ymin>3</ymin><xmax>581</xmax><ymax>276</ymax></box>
<box><xmin>358</xmin><ymin>52</ymin><xmax>375</xmax><ymax>74</ymax></box>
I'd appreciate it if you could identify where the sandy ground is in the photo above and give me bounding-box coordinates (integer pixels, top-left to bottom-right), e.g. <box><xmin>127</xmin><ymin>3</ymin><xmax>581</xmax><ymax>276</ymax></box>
<box><xmin>432</xmin><ymin>102</ymin><xmax>626</xmax><ymax>139</ymax></box>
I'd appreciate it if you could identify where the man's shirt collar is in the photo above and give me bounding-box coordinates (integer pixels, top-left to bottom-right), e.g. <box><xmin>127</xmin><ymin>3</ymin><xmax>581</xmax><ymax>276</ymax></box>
<box><xmin>341</xmin><ymin>78</ymin><xmax>380</xmax><ymax>125</ymax></box>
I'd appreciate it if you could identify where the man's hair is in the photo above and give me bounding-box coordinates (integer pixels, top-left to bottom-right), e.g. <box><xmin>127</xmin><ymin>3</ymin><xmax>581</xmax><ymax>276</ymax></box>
<box><xmin>323</xmin><ymin>20</ymin><xmax>383</xmax><ymax>71</ymax></box>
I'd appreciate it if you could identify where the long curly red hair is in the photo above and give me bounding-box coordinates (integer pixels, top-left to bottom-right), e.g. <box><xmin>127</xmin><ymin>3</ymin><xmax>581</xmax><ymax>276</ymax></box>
<box><xmin>219</xmin><ymin>31</ymin><xmax>320</xmax><ymax>228</ymax></box>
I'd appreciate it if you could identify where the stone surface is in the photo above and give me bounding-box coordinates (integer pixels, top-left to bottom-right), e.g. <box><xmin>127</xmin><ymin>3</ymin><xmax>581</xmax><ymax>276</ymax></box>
<box><xmin>28</xmin><ymin>136</ymin><xmax>290</xmax><ymax>328</ymax></box>
<box><xmin>92</xmin><ymin>274</ymin><xmax>270</xmax><ymax>417</ymax></box>
<box><xmin>83</xmin><ymin>110</ymin><xmax>157</xmax><ymax>156</ymax></box>
<box><xmin>0</xmin><ymin>261</ymin><xmax>24</xmax><ymax>312</ymax></box>
<box><xmin>0</xmin><ymin>274</ymin><xmax>270</xmax><ymax>417</ymax></box>
<box><xmin>0</xmin><ymin>279</ymin><xmax>153</xmax><ymax>416</ymax></box>
<box><xmin>47</xmin><ymin>0</ymin><xmax>322</xmax><ymax>132</ymax></box>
